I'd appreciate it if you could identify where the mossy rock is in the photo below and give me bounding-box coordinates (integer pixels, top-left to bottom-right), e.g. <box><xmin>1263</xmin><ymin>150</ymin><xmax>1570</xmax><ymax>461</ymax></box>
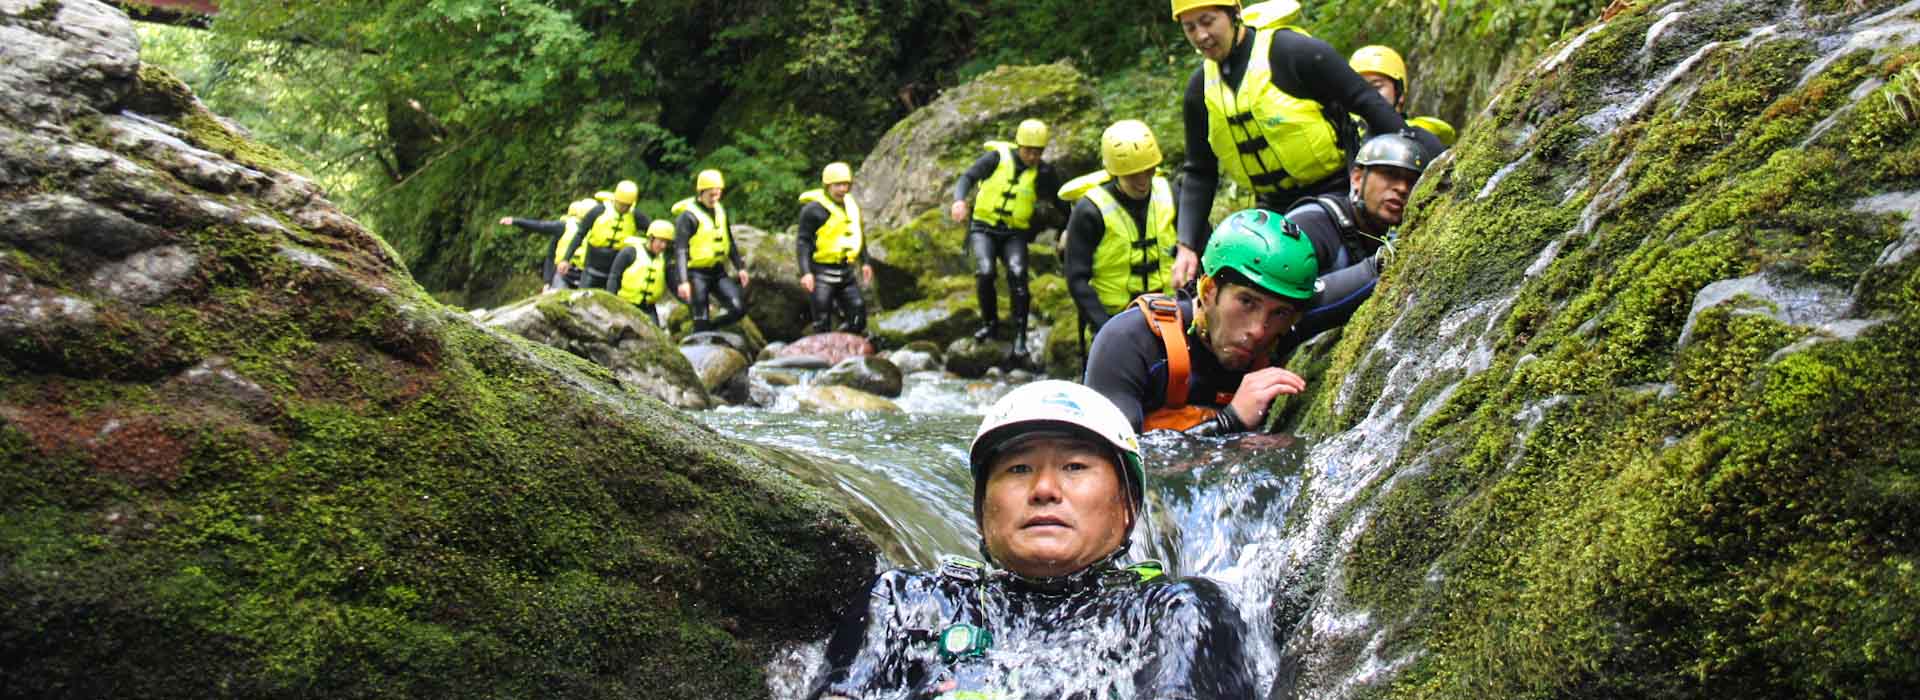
<box><xmin>869</xmin><ymin>290</ymin><xmax>984</xmax><ymax>350</ymax></box>
<box><xmin>479</xmin><ymin>289</ymin><xmax>713</xmax><ymax>410</ymax></box>
<box><xmin>0</xmin><ymin>13</ymin><xmax>877</xmax><ymax>698</ymax></box>
<box><xmin>867</xmin><ymin>207</ymin><xmax>970</xmax><ymax>308</ymax></box>
<box><xmin>733</xmin><ymin>224</ymin><xmax>814</xmax><ymax>343</ymax></box>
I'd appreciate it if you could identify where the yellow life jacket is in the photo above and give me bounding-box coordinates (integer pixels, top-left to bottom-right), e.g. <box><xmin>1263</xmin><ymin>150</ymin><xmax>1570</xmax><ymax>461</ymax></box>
<box><xmin>798</xmin><ymin>189</ymin><xmax>863</xmax><ymax>265</ymax></box>
<box><xmin>1202</xmin><ymin>26</ymin><xmax>1346</xmax><ymax>196</ymax></box>
<box><xmin>672</xmin><ymin>198</ymin><xmax>731</xmax><ymax>269</ymax></box>
<box><xmin>971</xmin><ymin>141</ymin><xmax>1039</xmax><ymax>230</ymax></box>
<box><xmin>614</xmin><ymin>235</ymin><xmax>668</xmax><ymax>305</ymax></box>
<box><xmin>1085</xmin><ymin>177</ymin><xmax>1176</xmax><ymax>313</ymax></box>
<box><xmin>583</xmin><ymin>203</ymin><xmax>639</xmax><ymax>250</ymax></box>
<box><xmin>551</xmin><ymin>217</ymin><xmax>586</xmax><ymax>267</ymax></box>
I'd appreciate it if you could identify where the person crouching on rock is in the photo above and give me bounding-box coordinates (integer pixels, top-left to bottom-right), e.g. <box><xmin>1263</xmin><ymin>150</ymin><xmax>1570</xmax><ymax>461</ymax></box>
<box><xmin>672</xmin><ymin>169</ymin><xmax>750</xmax><ymax>332</ymax></box>
<box><xmin>605</xmin><ymin>220</ymin><xmax>678</xmax><ymax>327</ymax></box>
<box><xmin>797</xmin><ymin>161</ymin><xmax>874</xmax><ymax>335</ymax></box>
<box><xmin>813</xmin><ymin>380</ymin><xmax>1256</xmax><ymax>700</ymax></box>
<box><xmin>1083</xmin><ymin>209</ymin><xmax>1316</xmax><ymax>435</ymax></box>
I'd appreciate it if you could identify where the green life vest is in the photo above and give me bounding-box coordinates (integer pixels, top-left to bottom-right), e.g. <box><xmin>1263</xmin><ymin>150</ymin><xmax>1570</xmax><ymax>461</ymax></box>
<box><xmin>971</xmin><ymin>141</ymin><xmax>1039</xmax><ymax>230</ymax></box>
<box><xmin>551</xmin><ymin>217</ymin><xmax>586</xmax><ymax>266</ymax></box>
<box><xmin>1085</xmin><ymin>177</ymin><xmax>1176</xmax><ymax>313</ymax></box>
<box><xmin>584</xmin><ymin>204</ymin><xmax>639</xmax><ymax>249</ymax></box>
<box><xmin>615</xmin><ymin>236</ymin><xmax>668</xmax><ymax>305</ymax></box>
<box><xmin>672</xmin><ymin>198</ymin><xmax>731</xmax><ymax>269</ymax></box>
<box><xmin>1202</xmin><ymin>27</ymin><xmax>1345</xmax><ymax>196</ymax></box>
<box><xmin>798</xmin><ymin>189</ymin><xmax>863</xmax><ymax>265</ymax></box>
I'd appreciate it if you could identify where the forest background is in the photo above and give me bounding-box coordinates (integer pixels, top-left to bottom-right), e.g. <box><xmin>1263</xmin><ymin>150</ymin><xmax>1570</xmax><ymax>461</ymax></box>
<box><xmin>135</xmin><ymin>0</ymin><xmax>1606</xmax><ymax>308</ymax></box>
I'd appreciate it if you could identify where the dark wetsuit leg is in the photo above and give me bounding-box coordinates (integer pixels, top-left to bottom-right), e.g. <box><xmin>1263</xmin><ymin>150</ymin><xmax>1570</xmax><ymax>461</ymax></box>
<box><xmin>708</xmin><ymin>272</ymin><xmax>748</xmax><ymax>328</ymax></box>
<box><xmin>1001</xmin><ymin>235</ymin><xmax>1031</xmax><ymax>327</ymax></box>
<box><xmin>583</xmin><ymin>246</ymin><xmax>618</xmax><ymax>289</ymax></box>
<box><xmin>835</xmin><ymin>280</ymin><xmax>867</xmax><ymax>333</ymax></box>
<box><xmin>969</xmin><ymin>229</ymin><xmax>1000</xmax><ymax>325</ymax></box>
<box><xmin>809</xmin><ymin>274</ymin><xmax>837</xmax><ymax>332</ymax></box>
<box><xmin>688</xmin><ymin>266</ymin><xmax>718</xmax><ymax>329</ymax></box>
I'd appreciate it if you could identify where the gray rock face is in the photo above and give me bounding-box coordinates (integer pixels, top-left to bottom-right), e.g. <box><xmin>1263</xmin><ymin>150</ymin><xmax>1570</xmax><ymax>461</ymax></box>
<box><xmin>0</xmin><ymin>193</ymin><xmax>170</xmax><ymax>259</ymax></box>
<box><xmin>887</xmin><ymin>346</ymin><xmax>942</xmax><ymax>374</ymax></box>
<box><xmin>480</xmin><ymin>291</ymin><xmax>712</xmax><ymax>409</ymax></box>
<box><xmin>944</xmin><ymin>336</ymin><xmax>1010</xmax><ymax>379</ymax></box>
<box><xmin>731</xmin><ymin>223</ymin><xmax>814</xmax><ymax>342</ymax></box>
<box><xmin>85</xmin><ymin>243</ymin><xmax>197</xmax><ymax>304</ymax></box>
<box><xmin>0</xmin><ymin>0</ymin><xmax>139</xmax><ymax>124</ymax></box>
<box><xmin>681</xmin><ymin>343</ymin><xmax>751</xmax><ymax>404</ymax></box>
<box><xmin>815</xmin><ymin>355</ymin><xmax>905</xmax><ymax>398</ymax></box>
<box><xmin>872</xmin><ymin>292</ymin><xmax>983</xmax><ymax>348</ymax></box>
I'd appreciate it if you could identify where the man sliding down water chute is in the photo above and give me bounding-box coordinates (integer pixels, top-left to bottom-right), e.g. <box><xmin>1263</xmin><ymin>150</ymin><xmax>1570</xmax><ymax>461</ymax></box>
<box><xmin>797</xmin><ymin>161</ymin><xmax>874</xmax><ymax>335</ymax></box>
<box><xmin>949</xmin><ymin>118</ymin><xmax>1067</xmax><ymax>360</ymax></box>
<box><xmin>1084</xmin><ymin>208</ymin><xmax>1315</xmax><ymax>435</ymax></box>
<box><xmin>498</xmin><ymin>196</ymin><xmax>596</xmax><ymax>291</ymax></box>
<box><xmin>672</xmin><ymin>169</ymin><xmax>751</xmax><ymax>332</ymax></box>
<box><xmin>562</xmin><ymin>180</ymin><xmax>652</xmax><ymax>290</ymax></box>
<box><xmin>1273</xmin><ymin>133</ymin><xmax>1428</xmax><ymax>358</ymax></box>
<box><xmin>814</xmin><ymin>380</ymin><xmax>1257</xmax><ymax>700</ymax></box>
<box><xmin>604</xmin><ymin>219</ymin><xmax>678</xmax><ymax>327</ymax></box>
<box><xmin>1167</xmin><ymin>0</ymin><xmax>1421</xmax><ymax>290</ymax></box>
<box><xmin>1350</xmin><ymin>44</ymin><xmax>1458</xmax><ymax>150</ymax></box>
<box><xmin>1062</xmin><ymin>120</ymin><xmax>1179</xmax><ymax>338</ymax></box>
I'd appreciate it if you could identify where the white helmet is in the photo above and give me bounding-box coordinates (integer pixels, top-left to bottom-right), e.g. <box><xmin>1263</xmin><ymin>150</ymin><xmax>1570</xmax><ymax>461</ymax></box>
<box><xmin>969</xmin><ymin>380</ymin><xmax>1144</xmax><ymax>515</ymax></box>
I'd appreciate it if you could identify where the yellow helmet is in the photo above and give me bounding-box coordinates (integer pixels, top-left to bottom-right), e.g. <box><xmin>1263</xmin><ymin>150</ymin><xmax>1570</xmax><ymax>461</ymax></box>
<box><xmin>1015</xmin><ymin>119</ymin><xmax>1049</xmax><ymax>148</ymax></box>
<box><xmin>1101</xmin><ymin>120</ymin><xmax>1162</xmax><ymax>176</ymax></box>
<box><xmin>695</xmin><ymin>169</ymin><xmax>725</xmax><ymax>192</ymax></box>
<box><xmin>822</xmin><ymin>161</ymin><xmax>853</xmax><ymax>185</ymax></box>
<box><xmin>1170</xmin><ymin>0</ymin><xmax>1238</xmax><ymax>21</ymax></box>
<box><xmin>647</xmin><ymin>219</ymin><xmax>677</xmax><ymax>241</ymax></box>
<box><xmin>613</xmin><ymin>180</ymin><xmax>639</xmax><ymax>205</ymax></box>
<box><xmin>1350</xmin><ymin>45</ymin><xmax>1407</xmax><ymax>84</ymax></box>
<box><xmin>566</xmin><ymin>198</ymin><xmax>596</xmax><ymax>219</ymax></box>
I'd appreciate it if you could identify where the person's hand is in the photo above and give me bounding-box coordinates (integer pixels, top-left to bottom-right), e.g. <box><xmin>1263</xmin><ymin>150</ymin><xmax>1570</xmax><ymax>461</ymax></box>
<box><xmin>862</xmin><ymin>264</ymin><xmax>874</xmax><ymax>286</ymax></box>
<box><xmin>738</xmin><ymin>270</ymin><xmax>751</xmax><ymax>289</ymax></box>
<box><xmin>1170</xmin><ymin>244</ymin><xmax>1200</xmax><ymax>291</ymax></box>
<box><xmin>498</xmin><ymin>216</ymin><xmax>512</xmax><ymax>226</ymax></box>
<box><xmin>677</xmin><ymin>281</ymin><xmax>691</xmax><ymax>301</ymax></box>
<box><xmin>949</xmin><ymin>200</ymin><xmax>970</xmax><ymax>223</ymax></box>
<box><xmin>555</xmin><ymin>261</ymin><xmax>571</xmax><ymax>276</ymax></box>
<box><xmin>800</xmin><ymin>273</ymin><xmax>815</xmax><ymax>293</ymax></box>
<box><xmin>1228</xmin><ymin>367</ymin><xmax>1306</xmax><ymax>428</ymax></box>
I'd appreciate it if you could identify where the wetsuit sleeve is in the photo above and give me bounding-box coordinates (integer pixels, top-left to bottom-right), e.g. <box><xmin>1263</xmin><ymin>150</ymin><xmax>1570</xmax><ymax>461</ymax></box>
<box><xmin>562</xmin><ymin>204</ymin><xmax>605</xmax><ymax>264</ymax></box>
<box><xmin>1267</xmin><ymin>30</ymin><xmax>1408</xmax><ymax>141</ymax></box>
<box><xmin>673</xmin><ymin>211</ymin><xmax>697</xmax><ymax>281</ymax></box>
<box><xmin>1038</xmin><ymin>163</ymin><xmax>1068</xmax><ymax>215</ymax></box>
<box><xmin>1064</xmin><ymin>198</ymin><xmax>1112</xmax><ymax>330</ymax></box>
<box><xmin>952</xmin><ymin>151</ymin><xmax>1000</xmax><ymax>202</ymax></box>
<box><xmin>1134</xmin><ymin>579</ymin><xmax>1258</xmax><ymax>699</ymax></box>
<box><xmin>797</xmin><ymin>202</ymin><xmax>828</xmax><ymax>272</ymax></box>
<box><xmin>815</xmin><ymin>571</ymin><xmax>915</xmax><ymax>699</ymax></box>
<box><xmin>506</xmin><ymin>218</ymin><xmax>567</xmax><ymax>236</ymax></box>
<box><xmin>605</xmin><ymin>247</ymin><xmax>637</xmax><ymax>295</ymax></box>
<box><xmin>1177</xmin><ymin>68</ymin><xmax>1219</xmax><ymax>252</ymax></box>
<box><xmin>1083</xmin><ymin>307</ymin><xmax>1160</xmax><ymax>431</ymax></box>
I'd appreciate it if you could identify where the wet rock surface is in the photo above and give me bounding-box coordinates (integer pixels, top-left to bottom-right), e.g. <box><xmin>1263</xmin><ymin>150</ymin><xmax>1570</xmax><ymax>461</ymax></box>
<box><xmin>793</xmin><ymin>384</ymin><xmax>903</xmax><ymax>414</ymax></box>
<box><xmin>944</xmin><ymin>336</ymin><xmax>1011</xmax><ymax>379</ymax></box>
<box><xmin>779</xmin><ymin>331</ymin><xmax>876</xmax><ymax>365</ymax></box>
<box><xmin>480</xmin><ymin>290</ymin><xmax>713</xmax><ymax>410</ymax></box>
<box><xmin>681</xmin><ymin>343</ymin><xmax>751</xmax><ymax>404</ymax></box>
<box><xmin>815</xmin><ymin>355</ymin><xmax>905</xmax><ymax>398</ymax></box>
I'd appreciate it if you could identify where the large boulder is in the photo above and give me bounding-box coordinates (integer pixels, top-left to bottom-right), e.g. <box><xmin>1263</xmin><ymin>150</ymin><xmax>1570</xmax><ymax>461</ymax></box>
<box><xmin>479</xmin><ymin>290</ymin><xmax>712</xmax><ymax>410</ymax></box>
<box><xmin>0</xmin><ymin>4</ymin><xmax>877</xmax><ymax>697</ymax></box>
<box><xmin>871</xmin><ymin>289</ymin><xmax>984</xmax><ymax>349</ymax></box>
<box><xmin>815</xmin><ymin>355</ymin><xmax>905</xmax><ymax>398</ymax></box>
<box><xmin>680</xmin><ymin>343</ymin><xmax>751</xmax><ymax>404</ymax></box>
<box><xmin>730</xmin><ymin>223</ymin><xmax>813</xmax><ymax>342</ymax></box>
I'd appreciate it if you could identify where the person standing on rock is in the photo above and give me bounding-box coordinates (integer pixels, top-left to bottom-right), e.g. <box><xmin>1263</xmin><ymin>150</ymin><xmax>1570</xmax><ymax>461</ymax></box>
<box><xmin>797</xmin><ymin>162</ymin><xmax>874</xmax><ymax>335</ymax></box>
<box><xmin>949</xmin><ymin>118</ymin><xmax>1066</xmax><ymax>360</ymax></box>
<box><xmin>814</xmin><ymin>380</ymin><xmax>1256</xmax><ymax>700</ymax></box>
<box><xmin>499</xmin><ymin>196</ymin><xmax>595</xmax><ymax>291</ymax></box>
<box><xmin>1063</xmin><ymin>120</ymin><xmax>1180</xmax><ymax>341</ymax></box>
<box><xmin>605</xmin><ymin>219</ymin><xmax>679</xmax><ymax>327</ymax></box>
<box><xmin>1083</xmin><ymin>209</ymin><xmax>1315</xmax><ymax>434</ymax></box>
<box><xmin>1167</xmin><ymin>0</ymin><xmax>1421</xmax><ymax>290</ymax></box>
<box><xmin>1350</xmin><ymin>45</ymin><xmax>1457</xmax><ymax>150</ymax></box>
<box><xmin>562</xmin><ymin>181</ymin><xmax>651</xmax><ymax>290</ymax></box>
<box><xmin>1273</xmin><ymin>133</ymin><xmax>1428</xmax><ymax>357</ymax></box>
<box><xmin>674</xmin><ymin>169</ymin><xmax>751</xmax><ymax>332</ymax></box>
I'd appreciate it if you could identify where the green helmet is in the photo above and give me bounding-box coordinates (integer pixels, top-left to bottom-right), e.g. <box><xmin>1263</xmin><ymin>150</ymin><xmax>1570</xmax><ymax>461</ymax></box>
<box><xmin>1202</xmin><ymin>209</ymin><xmax>1319</xmax><ymax>300</ymax></box>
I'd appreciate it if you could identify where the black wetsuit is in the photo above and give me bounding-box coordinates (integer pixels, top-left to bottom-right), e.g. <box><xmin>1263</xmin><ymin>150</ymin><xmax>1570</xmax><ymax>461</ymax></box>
<box><xmin>604</xmin><ymin>245</ymin><xmax>675</xmax><ymax>327</ymax></box>
<box><xmin>797</xmin><ymin>199</ymin><xmax>869</xmax><ymax>334</ymax></box>
<box><xmin>502</xmin><ymin>217</ymin><xmax>576</xmax><ymax>288</ymax></box>
<box><xmin>673</xmin><ymin>202</ymin><xmax>748</xmax><ymax>331</ymax></box>
<box><xmin>1177</xmin><ymin>26</ymin><xmax>1411</xmax><ymax>253</ymax></box>
<box><xmin>1274</xmin><ymin>195</ymin><xmax>1389</xmax><ymax>357</ymax></box>
<box><xmin>814</xmin><ymin>556</ymin><xmax>1255</xmax><ymax>700</ymax></box>
<box><xmin>952</xmin><ymin>151</ymin><xmax>1065</xmax><ymax>336</ymax></box>
<box><xmin>563</xmin><ymin>203</ymin><xmax>653</xmax><ymax>290</ymax></box>
<box><xmin>1083</xmin><ymin>298</ymin><xmax>1254</xmax><ymax>435</ymax></box>
<box><xmin>1063</xmin><ymin>180</ymin><xmax>1174</xmax><ymax>333</ymax></box>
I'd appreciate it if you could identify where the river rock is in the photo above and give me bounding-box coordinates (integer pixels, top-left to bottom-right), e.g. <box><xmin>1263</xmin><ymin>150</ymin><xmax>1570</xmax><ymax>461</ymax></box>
<box><xmin>0</xmin><ymin>6</ymin><xmax>875</xmax><ymax>697</ymax></box>
<box><xmin>887</xmin><ymin>344</ymin><xmax>943</xmax><ymax>374</ymax></box>
<box><xmin>757</xmin><ymin>340</ymin><xmax>786</xmax><ymax>362</ymax></box>
<box><xmin>944</xmin><ymin>336</ymin><xmax>1010</xmax><ymax>379</ymax></box>
<box><xmin>780</xmin><ymin>331</ymin><xmax>876</xmax><ymax>365</ymax></box>
<box><xmin>759</xmin><ymin>354</ymin><xmax>833</xmax><ymax>370</ymax></box>
<box><xmin>730</xmin><ymin>223</ymin><xmax>813</xmax><ymax>342</ymax></box>
<box><xmin>480</xmin><ymin>290</ymin><xmax>712</xmax><ymax>410</ymax></box>
<box><xmin>747</xmin><ymin>362</ymin><xmax>808</xmax><ymax>407</ymax></box>
<box><xmin>815</xmin><ymin>355</ymin><xmax>905</xmax><ymax>398</ymax></box>
<box><xmin>872</xmin><ymin>291</ymin><xmax>984</xmax><ymax>349</ymax></box>
<box><xmin>680</xmin><ymin>343</ymin><xmax>750</xmax><ymax>404</ymax></box>
<box><xmin>793</xmin><ymin>384</ymin><xmax>902</xmax><ymax>414</ymax></box>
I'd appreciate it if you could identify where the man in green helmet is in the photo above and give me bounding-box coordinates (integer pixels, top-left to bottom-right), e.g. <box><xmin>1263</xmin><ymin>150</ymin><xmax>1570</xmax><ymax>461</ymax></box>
<box><xmin>813</xmin><ymin>380</ymin><xmax>1256</xmax><ymax>700</ymax></box>
<box><xmin>1083</xmin><ymin>208</ymin><xmax>1316</xmax><ymax>435</ymax></box>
